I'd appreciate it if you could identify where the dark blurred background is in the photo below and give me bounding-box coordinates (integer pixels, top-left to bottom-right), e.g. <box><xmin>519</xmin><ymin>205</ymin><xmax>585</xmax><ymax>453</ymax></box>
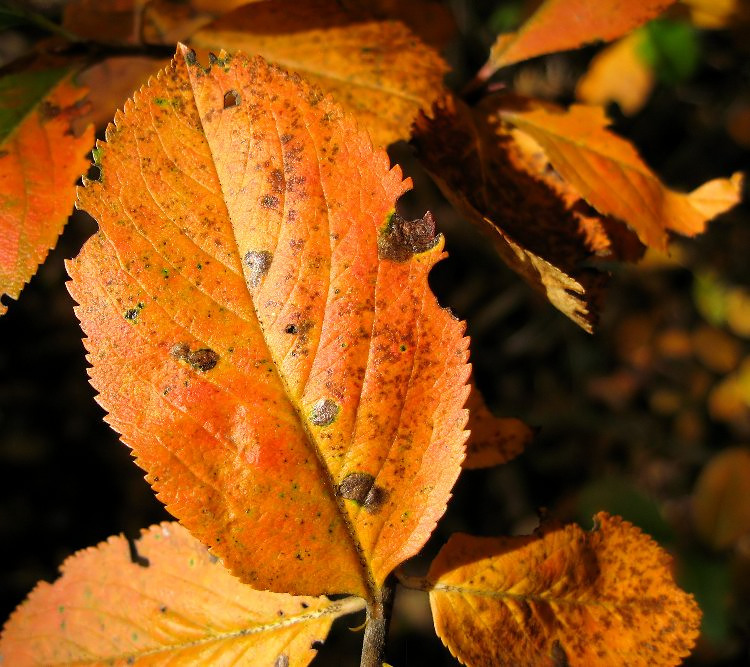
<box><xmin>2</xmin><ymin>1</ymin><xmax>750</xmax><ymax>665</ymax></box>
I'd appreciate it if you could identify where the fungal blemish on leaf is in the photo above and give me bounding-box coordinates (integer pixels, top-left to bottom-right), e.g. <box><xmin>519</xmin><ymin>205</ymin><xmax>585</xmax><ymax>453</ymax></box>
<box><xmin>377</xmin><ymin>211</ymin><xmax>440</xmax><ymax>262</ymax></box>
<box><xmin>186</xmin><ymin>349</ymin><xmax>219</xmax><ymax>372</ymax></box>
<box><xmin>170</xmin><ymin>342</ymin><xmax>190</xmax><ymax>360</ymax></box>
<box><xmin>310</xmin><ymin>398</ymin><xmax>339</xmax><ymax>426</ymax></box>
<box><xmin>170</xmin><ymin>343</ymin><xmax>219</xmax><ymax>372</ymax></box>
<box><xmin>124</xmin><ymin>302</ymin><xmax>144</xmax><ymax>322</ymax></box>
<box><xmin>261</xmin><ymin>194</ymin><xmax>280</xmax><ymax>209</ymax></box>
<box><xmin>337</xmin><ymin>472</ymin><xmax>389</xmax><ymax>514</ymax></box>
<box><xmin>243</xmin><ymin>250</ymin><xmax>273</xmax><ymax>288</ymax></box>
<box><xmin>185</xmin><ymin>49</ymin><xmax>197</xmax><ymax>66</ymax></box>
<box><xmin>274</xmin><ymin>654</ymin><xmax>289</xmax><ymax>667</ymax></box>
<box><xmin>337</xmin><ymin>472</ymin><xmax>374</xmax><ymax>505</ymax></box>
<box><xmin>364</xmin><ymin>484</ymin><xmax>389</xmax><ymax>514</ymax></box>
<box><xmin>284</xmin><ymin>323</ymin><xmax>298</xmax><ymax>334</ymax></box>
<box><xmin>223</xmin><ymin>90</ymin><xmax>240</xmax><ymax>109</ymax></box>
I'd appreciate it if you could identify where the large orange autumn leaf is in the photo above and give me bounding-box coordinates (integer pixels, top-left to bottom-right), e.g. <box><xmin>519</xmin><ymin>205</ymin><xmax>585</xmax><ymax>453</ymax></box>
<box><xmin>427</xmin><ymin>513</ymin><xmax>700</xmax><ymax>667</ymax></box>
<box><xmin>191</xmin><ymin>0</ymin><xmax>449</xmax><ymax>147</ymax></box>
<box><xmin>68</xmin><ymin>47</ymin><xmax>469</xmax><ymax>601</ymax></box>
<box><xmin>0</xmin><ymin>64</ymin><xmax>93</xmax><ymax>315</ymax></box>
<box><xmin>485</xmin><ymin>0</ymin><xmax>676</xmax><ymax>75</ymax></box>
<box><xmin>0</xmin><ymin>522</ymin><xmax>361</xmax><ymax>666</ymax></box>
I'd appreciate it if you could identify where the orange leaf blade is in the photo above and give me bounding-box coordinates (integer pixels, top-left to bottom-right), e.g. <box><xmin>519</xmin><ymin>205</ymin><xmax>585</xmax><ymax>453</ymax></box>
<box><xmin>0</xmin><ymin>66</ymin><xmax>93</xmax><ymax>315</ymax></box>
<box><xmin>191</xmin><ymin>0</ymin><xmax>449</xmax><ymax>147</ymax></box>
<box><xmin>428</xmin><ymin>513</ymin><xmax>700</xmax><ymax>666</ymax></box>
<box><xmin>487</xmin><ymin>0</ymin><xmax>676</xmax><ymax>73</ymax></box>
<box><xmin>68</xmin><ymin>48</ymin><xmax>469</xmax><ymax>600</ymax></box>
<box><xmin>0</xmin><ymin>522</ymin><xmax>354</xmax><ymax>666</ymax></box>
<box><xmin>498</xmin><ymin>101</ymin><xmax>744</xmax><ymax>250</ymax></box>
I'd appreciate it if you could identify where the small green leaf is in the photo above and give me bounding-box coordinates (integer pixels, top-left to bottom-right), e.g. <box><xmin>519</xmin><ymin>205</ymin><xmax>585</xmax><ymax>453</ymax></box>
<box><xmin>639</xmin><ymin>19</ymin><xmax>700</xmax><ymax>84</ymax></box>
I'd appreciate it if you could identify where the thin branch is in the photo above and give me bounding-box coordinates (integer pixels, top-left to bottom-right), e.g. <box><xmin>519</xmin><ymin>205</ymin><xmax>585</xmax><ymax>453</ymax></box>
<box><xmin>359</xmin><ymin>575</ymin><xmax>396</xmax><ymax>667</ymax></box>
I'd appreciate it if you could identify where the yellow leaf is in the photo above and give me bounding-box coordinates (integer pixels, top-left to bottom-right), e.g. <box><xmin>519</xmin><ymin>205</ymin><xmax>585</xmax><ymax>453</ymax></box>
<box><xmin>497</xmin><ymin>100</ymin><xmax>744</xmax><ymax>250</ymax></box>
<box><xmin>0</xmin><ymin>522</ymin><xmax>362</xmax><ymax>666</ymax></box>
<box><xmin>576</xmin><ymin>31</ymin><xmax>655</xmax><ymax>116</ymax></box>
<box><xmin>427</xmin><ymin>513</ymin><xmax>700</xmax><ymax>666</ymax></box>
<box><xmin>190</xmin><ymin>0</ymin><xmax>448</xmax><ymax>147</ymax></box>
<box><xmin>693</xmin><ymin>447</ymin><xmax>750</xmax><ymax>550</ymax></box>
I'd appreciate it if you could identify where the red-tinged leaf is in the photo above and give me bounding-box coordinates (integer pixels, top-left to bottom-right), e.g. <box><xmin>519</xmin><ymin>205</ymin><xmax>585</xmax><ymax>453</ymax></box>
<box><xmin>463</xmin><ymin>379</ymin><xmax>532</xmax><ymax>469</ymax></box>
<box><xmin>75</xmin><ymin>56</ymin><xmax>168</xmax><ymax>131</ymax></box>
<box><xmin>497</xmin><ymin>100</ymin><xmax>744</xmax><ymax>250</ymax></box>
<box><xmin>427</xmin><ymin>513</ymin><xmax>701</xmax><ymax>667</ymax></box>
<box><xmin>485</xmin><ymin>0</ymin><xmax>676</xmax><ymax>74</ymax></box>
<box><xmin>68</xmin><ymin>47</ymin><xmax>469</xmax><ymax>601</ymax></box>
<box><xmin>0</xmin><ymin>522</ymin><xmax>361</xmax><ymax>666</ymax></box>
<box><xmin>412</xmin><ymin>95</ymin><xmax>614</xmax><ymax>332</ymax></box>
<box><xmin>190</xmin><ymin>0</ymin><xmax>449</xmax><ymax>147</ymax></box>
<box><xmin>0</xmin><ymin>63</ymin><xmax>93</xmax><ymax>315</ymax></box>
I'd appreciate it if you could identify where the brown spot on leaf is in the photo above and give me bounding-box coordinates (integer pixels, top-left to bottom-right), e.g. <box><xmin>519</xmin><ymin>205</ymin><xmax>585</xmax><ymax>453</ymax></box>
<box><xmin>243</xmin><ymin>250</ymin><xmax>273</xmax><ymax>288</ymax></box>
<box><xmin>268</xmin><ymin>168</ymin><xmax>284</xmax><ymax>194</ymax></box>
<box><xmin>261</xmin><ymin>194</ymin><xmax>280</xmax><ymax>209</ymax></box>
<box><xmin>364</xmin><ymin>484</ymin><xmax>389</xmax><ymax>514</ymax></box>
<box><xmin>310</xmin><ymin>398</ymin><xmax>339</xmax><ymax>426</ymax></box>
<box><xmin>170</xmin><ymin>342</ymin><xmax>190</xmax><ymax>360</ymax></box>
<box><xmin>337</xmin><ymin>472</ymin><xmax>374</xmax><ymax>505</ymax></box>
<box><xmin>39</xmin><ymin>101</ymin><xmax>61</xmax><ymax>120</ymax></box>
<box><xmin>285</xmin><ymin>323</ymin><xmax>298</xmax><ymax>334</ymax></box>
<box><xmin>170</xmin><ymin>343</ymin><xmax>219</xmax><ymax>372</ymax></box>
<box><xmin>223</xmin><ymin>90</ymin><xmax>241</xmax><ymax>109</ymax></box>
<box><xmin>337</xmin><ymin>472</ymin><xmax>389</xmax><ymax>513</ymax></box>
<box><xmin>378</xmin><ymin>211</ymin><xmax>439</xmax><ymax>262</ymax></box>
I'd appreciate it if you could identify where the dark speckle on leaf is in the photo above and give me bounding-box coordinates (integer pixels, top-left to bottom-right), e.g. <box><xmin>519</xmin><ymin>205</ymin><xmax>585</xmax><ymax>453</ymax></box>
<box><xmin>310</xmin><ymin>398</ymin><xmax>339</xmax><ymax>426</ymax></box>
<box><xmin>337</xmin><ymin>472</ymin><xmax>389</xmax><ymax>514</ymax></box>
<box><xmin>261</xmin><ymin>194</ymin><xmax>280</xmax><ymax>209</ymax></box>
<box><xmin>364</xmin><ymin>484</ymin><xmax>389</xmax><ymax>513</ymax></box>
<box><xmin>378</xmin><ymin>211</ymin><xmax>439</xmax><ymax>262</ymax></box>
<box><xmin>170</xmin><ymin>343</ymin><xmax>219</xmax><ymax>372</ymax></box>
<box><xmin>285</xmin><ymin>323</ymin><xmax>298</xmax><ymax>334</ymax></box>
<box><xmin>243</xmin><ymin>250</ymin><xmax>273</xmax><ymax>288</ymax></box>
<box><xmin>185</xmin><ymin>49</ymin><xmax>197</xmax><ymax>66</ymax></box>
<box><xmin>186</xmin><ymin>349</ymin><xmax>219</xmax><ymax>372</ymax></box>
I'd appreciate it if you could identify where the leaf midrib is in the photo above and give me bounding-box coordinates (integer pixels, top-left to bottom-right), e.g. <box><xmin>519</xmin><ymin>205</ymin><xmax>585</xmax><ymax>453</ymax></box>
<box><xmin>183</xmin><ymin>52</ymin><xmax>377</xmax><ymax>602</ymax></box>
<box><xmin>31</xmin><ymin>597</ymin><xmax>365</xmax><ymax>665</ymax></box>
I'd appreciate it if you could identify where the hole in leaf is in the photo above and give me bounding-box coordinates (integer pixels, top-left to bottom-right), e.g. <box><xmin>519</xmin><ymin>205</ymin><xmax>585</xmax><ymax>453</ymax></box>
<box><xmin>223</xmin><ymin>90</ymin><xmax>241</xmax><ymax>109</ymax></box>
